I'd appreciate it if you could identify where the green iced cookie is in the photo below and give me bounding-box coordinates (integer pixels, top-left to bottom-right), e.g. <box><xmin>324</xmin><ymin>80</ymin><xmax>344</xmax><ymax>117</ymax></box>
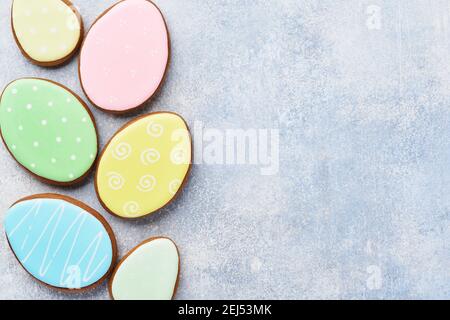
<box><xmin>0</xmin><ymin>78</ymin><xmax>97</xmax><ymax>184</ymax></box>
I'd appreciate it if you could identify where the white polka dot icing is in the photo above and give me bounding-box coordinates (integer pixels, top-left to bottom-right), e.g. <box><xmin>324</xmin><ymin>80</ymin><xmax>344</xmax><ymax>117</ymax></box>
<box><xmin>12</xmin><ymin>0</ymin><xmax>82</xmax><ymax>65</ymax></box>
<box><xmin>0</xmin><ymin>78</ymin><xmax>98</xmax><ymax>184</ymax></box>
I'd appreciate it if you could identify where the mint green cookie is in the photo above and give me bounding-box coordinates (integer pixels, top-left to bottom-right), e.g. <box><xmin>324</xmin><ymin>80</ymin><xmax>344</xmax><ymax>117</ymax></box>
<box><xmin>110</xmin><ymin>238</ymin><xmax>180</xmax><ymax>300</ymax></box>
<box><xmin>0</xmin><ymin>78</ymin><xmax>97</xmax><ymax>184</ymax></box>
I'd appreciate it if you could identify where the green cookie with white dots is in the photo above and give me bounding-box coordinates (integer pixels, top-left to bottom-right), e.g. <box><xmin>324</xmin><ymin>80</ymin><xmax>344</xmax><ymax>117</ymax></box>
<box><xmin>0</xmin><ymin>78</ymin><xmax>98</xmax><ymax>185</ymax></box>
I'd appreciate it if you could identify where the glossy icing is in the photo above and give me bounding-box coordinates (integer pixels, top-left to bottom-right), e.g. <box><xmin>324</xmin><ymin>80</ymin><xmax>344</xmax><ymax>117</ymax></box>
<box><xmin>5</xmin><ymin>197</ymin><xmax>114</xmax><ymax>289</ymax></box>
<box><xmin>96</xmin><ymin>112</ymin><xmax>191</xmax><ymax>218</ymax></box>
<box><xmin>110</xmin><ymin>238</ymin><xmax>179</xmax><ymax>300</ymax></box>
<box><xmin>0</xmin><ymin>78</ymin><xmax>97</xmax><ymax>183</ymax></box>
<box><xmin>79</xmin><ymin>0</ymin><xmax>169</xmax><ymax>112</ymax></box>
<box><xmin>12</xmin><ymin>0</ymin><xmax>82</xmax><ymax>63</ymax></box>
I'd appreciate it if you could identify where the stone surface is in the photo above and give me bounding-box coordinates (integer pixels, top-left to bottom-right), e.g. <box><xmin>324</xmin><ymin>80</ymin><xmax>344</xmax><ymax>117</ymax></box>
<box><xmin>0</xmin><ymin>0</ymin><xmax>449</xmax><ymax>299</ymax></box>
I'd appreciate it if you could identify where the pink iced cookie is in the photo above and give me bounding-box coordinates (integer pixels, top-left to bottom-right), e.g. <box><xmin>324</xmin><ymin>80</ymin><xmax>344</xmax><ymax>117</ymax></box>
<box><xmin>79</xmin><ymin>0</ymin><xmax>169</xmax><ymax>113</ymax></box>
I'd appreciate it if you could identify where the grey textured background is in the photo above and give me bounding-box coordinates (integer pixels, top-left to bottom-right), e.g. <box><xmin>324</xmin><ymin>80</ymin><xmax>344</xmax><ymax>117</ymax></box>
<box><xmin>1</xmin><ymin>0</ymin><xmax>450</xmax><ymax>299</ymax></box>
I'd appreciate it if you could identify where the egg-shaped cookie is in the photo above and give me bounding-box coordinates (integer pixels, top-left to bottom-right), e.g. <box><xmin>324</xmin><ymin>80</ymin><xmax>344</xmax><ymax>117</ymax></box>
<box><xmin>79</xmin><ymin>0</ymin><xmax>169</xmax><ymax>113</ymax></box>
<box><xmin>0</xmin><ymin>78</ymin><xmax>98</xmax><ymax>185</ymax></box>
<box><xmin>11</xmin><ymin>0</ymin><xmax>83</xmax><ymax>66</ymax></box>
<box><xmin>96</xmin><ymin>112</ymin><xmax>191</xmax><ymax>218</ymax></box>
<box><xmin>4</xmin><ymin>194</ymin><xmax>117</xmax><ymax>291</ymax></box>
<box><xmin>109</xmin><ymin>237</ymin><xmax>180</xmax><ymax>300</ymax></box>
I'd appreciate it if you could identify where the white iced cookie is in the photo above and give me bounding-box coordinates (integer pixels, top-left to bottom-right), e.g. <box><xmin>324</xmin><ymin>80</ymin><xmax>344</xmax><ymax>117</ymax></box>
<box><xmin>12</xmin><ymin>0</ymin><xmax>83</xmax><ymax>66</ymax></box>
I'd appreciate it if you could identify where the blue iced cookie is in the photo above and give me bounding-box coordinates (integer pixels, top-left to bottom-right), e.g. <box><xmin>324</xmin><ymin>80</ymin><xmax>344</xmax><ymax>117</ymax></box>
<box><xmin>4</xmin><ymin>194</ymin><xmax>117</xmax><ymax>291</ymax></box>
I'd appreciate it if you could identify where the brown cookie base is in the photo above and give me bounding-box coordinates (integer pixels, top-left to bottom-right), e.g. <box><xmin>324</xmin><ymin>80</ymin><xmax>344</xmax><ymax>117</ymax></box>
<box><xmin>0</xmin><ymin>77</ymin><xmax>99</xmax><ymax>187</ymax></box>
<box><xmin>77</xmin><ymin>0</ymin><xmax>171</xmax><ymax>114</ymax></box>
<box><xmin>6</xmin><ymin>193</ymin><xmax>118</xmax><ymax>293</ymax></box>
<box><xmin>10</xmin><ymin>0</ymin><xmax>84</xmax><ymax>68</ymax></box>
<box><xmin>94</xmin><ymin>111</ymin><xmax>193</xmax><ymax>219</ymax></box>
<box><xmin>108</xmin><ymin>236</ymin><xmax>180</xmax><ymax>300</ymax></box>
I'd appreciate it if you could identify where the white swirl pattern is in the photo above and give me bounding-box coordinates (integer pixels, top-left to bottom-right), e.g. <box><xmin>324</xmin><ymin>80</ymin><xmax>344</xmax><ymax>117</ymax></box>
<box><xmin>170</xmin><ymin>148</ymin><xmax>189</xmax><ymax>165</ymax></box>
<box><xmin>146</xmin><ymin>120</ymin><xmax>164</xmax><ymax>137</ymax></box>
<box><xmin>107</xmin><ymin>172</ymin><xmax>125</xmax><ymax>190</ymax></box>
<box><xmin>136</xmin><ymin>175</ymin><xmax>157</xmax><ymax>192</ymax></box>
<box><xmin>140</xmin><ymin>148</ymin><xmax>160</xmax><ymax>165</ymax></box>
<box><xmin>112</xmin><ymin>142</ymin><xmax>132</xmax><ymax>160</ymax></box>
<box><xmin>168</xmin><ymin>179</ymin><xmax>182</xmax><ymax>195</ymax></box>
<box><xmin>122</xmin><ymin>201</ymin><xmax>140</xmax><ymax>217</ymax></box>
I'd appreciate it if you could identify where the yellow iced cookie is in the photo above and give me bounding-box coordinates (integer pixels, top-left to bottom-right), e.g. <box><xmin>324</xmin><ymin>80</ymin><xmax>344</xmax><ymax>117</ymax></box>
<box><xmin>95</xmin><ymin>112</ymin><xmax>192</xmax><ymax>218</ymax></box>
<box><xmin>12</xmin><ymin>0</ymin><xmax>83</xmax><ymax>66</ymax></box>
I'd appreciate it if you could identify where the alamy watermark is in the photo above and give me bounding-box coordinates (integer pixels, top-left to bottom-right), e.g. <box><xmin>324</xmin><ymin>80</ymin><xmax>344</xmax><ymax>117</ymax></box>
<box><xmin>366</xmin><ymin>5</ymin><xmax>382</xmax><ymax>30</ymax></box>
<box><xmin>191</xmin><ymin>121</ymin><xmax>279</xmax><ymax>176</ymax></box>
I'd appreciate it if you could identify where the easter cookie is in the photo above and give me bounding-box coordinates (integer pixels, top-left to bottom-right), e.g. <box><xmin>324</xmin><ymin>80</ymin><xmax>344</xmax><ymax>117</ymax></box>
<box><xmin>11</xmin><ymin>0</ymin><xmax>83</xmax><ymax>66</ymax></box>
<box><xmin>109</xmin><ymin>237</ymin><xmax>179</xmax><ymax>300</ymax></box>
<box><xmin>95</xmin><ymin>112</ymin><xmax>191</xmax><ymax>218</ymax></box>
<box><xmin>79</xmin><ymin>0</ymin><xmax>169</xmax><ymax>113</ymax></box>
<box><xmin>4</xmin><ymin>194</ymin><xmax>117</xmax><ymax>292</ymax></box>
<box><xmin>0</xmin><ymin>78</ymin><xmax>98</xmax><ymax>185</ymax></box>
